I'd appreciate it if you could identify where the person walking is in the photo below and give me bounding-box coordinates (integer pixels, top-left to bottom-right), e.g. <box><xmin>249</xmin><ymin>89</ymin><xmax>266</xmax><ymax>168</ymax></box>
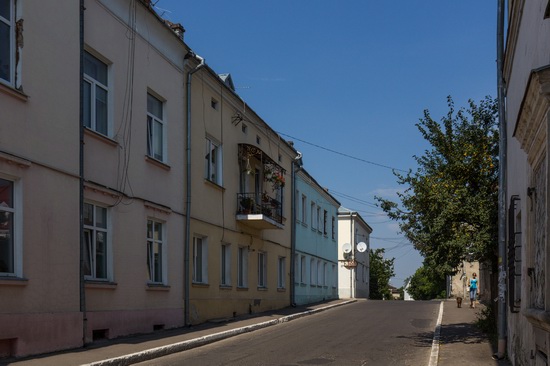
<box><xmin>469</xmin><ymin>272</ymin><xmax>478</xmax><ymax>308</ymax></box>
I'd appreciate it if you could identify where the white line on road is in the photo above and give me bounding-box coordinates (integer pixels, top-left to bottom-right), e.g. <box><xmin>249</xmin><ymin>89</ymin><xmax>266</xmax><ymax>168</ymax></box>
<box><xmin>428</xmin><ymin>301</ymin><xmax>444</xmax><ymax>366</ymax></box>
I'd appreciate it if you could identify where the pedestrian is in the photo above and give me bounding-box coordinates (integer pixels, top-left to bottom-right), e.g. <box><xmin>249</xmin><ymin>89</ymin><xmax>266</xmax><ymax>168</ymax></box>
<box><xmin>469</xmin><ymin>273</ymin><xmax>478</xmax><ymax>308</ymax></box>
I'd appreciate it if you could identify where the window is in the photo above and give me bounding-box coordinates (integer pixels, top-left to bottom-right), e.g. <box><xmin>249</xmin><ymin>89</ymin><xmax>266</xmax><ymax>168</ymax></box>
<box><xmin>311</xmin><ymin>203</ymin><xmax>316</xmax><ymax>230</ymax></box>
<box><xmin>317</xmin><ymin>207</ymin><xmax>322</xmax><ymax>233</ymax></box>
<box><xmin>193</xmin><ymin>236</ymin><xmax>208</xmax><ymax>284</ymax></box>
<box><xmin>323</xmin><ymin>210</ymin><xmax>328</xmax><ymax>235</ymax></box>
<box><xmin>241</xmin><ymin>123</ymin><xmax>248</xmax><ymax>134</ymax></box>
<box><xmin>332</xmin><ymin>264</ymin><xmax>337</xmax><ymax>288</ymax></box>
<box><xmin>508</xmin><ymin>195</ymin><xmax>522</xmax><ymax>312</ymax></box>
<box><xmin>310</xmin><ymin>258</ymin><xmax>316</xmax><ymax>286</ymax></box>
<box><xmin>300</xmin><ymin>255</ymin><xmax>307</xmax><ymax>284</ymax></box>
<box><xmin>331</xmin><ymin>216</ymin><xmax>336</xmax><ymax>240</ymax></box>
<box><xmin>205</xmin><ymin>137</ymin><xmax>222</xmax><ymax>185</ymax></box>
<box><xmin>256</xmin><ymin>135</ymin><xmax>261</xmax><ymax>145</ymax></box>
<box><xmin>258</xmin><ymin>251</ymin><xmax>267</xmax><ymax>288</ymax></box>
<box><xmin>0</xmin><ymin>178</ymin><xmax>17</xmax><ymax>275</ymax></box>
<box><xmin>0</xmin><ymin>0</ymin><xmax>14</xmax><ymax>85</ymax></box>
<box><xmin>83</xmin><ymin>203</ymin><xmax>109</xmax><ymax>280</ymax></box>
<box><xmin>294</xmin><ymin>253</ymin><xmax>299</xmax><ymax>284</ymax></box>
<box><xmin>221</xmin><ymin>243</ymin><xmax>231</xmax><ymax>286</ymax></box>
<box><xmin>211</xmin><ymin>98</ymin><xmax>218</xmax><ymax>109</ymax></box>
<box><xmin>147</xmin><ymin>93</ymin><xmax>165</xmax><ymax>161</ymax></box>
<box><xmin>238</xmin><ymin>246</ymin><xmax>248</xmax><ymax>287</ymax></box>
<box><xmin>301</xmin><ymin>195</ymin><xmax>307</xmax><ymax>223</ymax></box>
<box><xmin>278</xmin><ymin>257</ymin><xmax>286</xmax><ymax>289</ymax></box>
<box><xmin>83</xmin><ymin>51</ymin><xmax>109</xmax><ymax>135</ymax></box>
<box><xmin>147</xmin><ymin>220</ymin><xmax>164</xmax><ymax>283</ymax></box>
<box><xmin>323</xmin><ymin>262</ymin><xmax>327</xmax><ymax>286</ymax></box>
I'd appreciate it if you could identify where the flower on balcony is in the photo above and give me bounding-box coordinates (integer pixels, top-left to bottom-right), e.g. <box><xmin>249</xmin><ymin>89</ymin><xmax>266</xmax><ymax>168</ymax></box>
<box><xmin>272</xmin><ymin>172</ymin><xmax>285</xmax><ymax>188</ymax></box>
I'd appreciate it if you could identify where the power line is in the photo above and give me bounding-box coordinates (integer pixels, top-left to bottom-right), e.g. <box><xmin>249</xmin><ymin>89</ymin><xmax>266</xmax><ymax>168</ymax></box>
<box><xmin>277</xmin><ymin>131</ymin><xmax>408</xmax><ymax>173</ymax></box>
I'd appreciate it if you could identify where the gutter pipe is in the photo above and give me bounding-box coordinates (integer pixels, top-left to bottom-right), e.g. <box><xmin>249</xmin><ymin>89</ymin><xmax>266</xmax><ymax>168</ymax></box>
<box><xmin>496</xmin><ymin>0</ymin><xmax>507</xmax><ymax>359</ymax></box>
<box><xmin>290</xmin><ymin>152</ymin><xmax>303</xmax><ymax>306</ymax></box>
<box><xmin>79</xmin><ymin>0</ymin><xmax>87</xmax><ymax>345</ymax></box>
<box><xmin>184</xmin><ymin>51</ymin><xmax>204</xmax><ymax>327</ymax></box>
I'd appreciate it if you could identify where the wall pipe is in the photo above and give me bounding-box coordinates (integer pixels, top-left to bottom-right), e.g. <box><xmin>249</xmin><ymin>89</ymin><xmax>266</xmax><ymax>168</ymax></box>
<box><xmin>184</xmin><ymin>51</ymin><xmax>204</xmax><ymax>326</ymax></box>
<box><xmin>79</xmin><ymin>0</ymin><xmax>87</xmax><ymax>346</ymax></box>
<box><xmin>290</xmin><ymin>152</ymin><xmax>303</xmax><ymax>306</ymax></box>
<box><xmin>496</xmin><ymin>0</ymin><xmax>507</xmax><ymax>359</ymax></box>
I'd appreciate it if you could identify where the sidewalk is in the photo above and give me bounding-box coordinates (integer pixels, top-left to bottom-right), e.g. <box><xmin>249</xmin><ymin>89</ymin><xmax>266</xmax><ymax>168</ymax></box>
<box><xmin>438</xmin><ymin>299</ymin><xmax>512</xmax><ymax>366</ymax></box>
<box><xmin>2</xmin><ymin>298</ymin><xmax>513</xmax><ymax>366</ymax></box>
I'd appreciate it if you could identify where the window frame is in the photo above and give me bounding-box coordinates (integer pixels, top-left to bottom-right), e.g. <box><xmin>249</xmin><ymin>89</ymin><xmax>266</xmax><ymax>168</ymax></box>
<box><xmin>221</xmin><ymin>243</ymin><xmax>231</xmax><ymax>286</ymax></box>
<box><xmin>192</xmin><ymin>236</ymin><xmax>208</xmax><ymax>284</ymax></box>
<box><xmin>0</xmin><ymin>176</ymin><xmax>21</xmax><ymax>277</ymax></box>
<box><xmin>147</xmin><ymin>92</ymin><xmax>166</xmax><ymax>162</ymax></box>
<box><xmin>205</xmin><ymin>137</ymin><xmax>223</xmax><ymax>185</ymax></box>
<box><xmin>237</xmin><ymin>246</ymin><xmax>248</xmax><ymax>288</ymax></box>
<box><xmin>0</xmin><ymin>0</ymin><xmax>15</xmax><ymax>86</ymax></box>
<box><xmin>278</xmin><ymin>256</ymin><xmax>286</xmax><ymax>289</ymax></box>
<box><xmin>83</xmin><ymin>51</ymin><xmax>110</xmax><ymax>136</ymax></box>
<box><xmin>146</xmin><ymin>219</ymin><xmax>165</xmax><ymax>284</ymax></box>
<box><xmin>83</xmin><ymin>202</ymin><xmax>111</xmax><ymax>281</ymax></box>
<box><xmin>300</xmin><ymin>255</ymin><xmax>307</xmax><ymax>284</ymax></box>
<box><xmin>310</xmin><ymin>203</ymin><xmax>316</xmax><ymax>230</ymax></box>
<box><xmin>258</xmin><ymin>251</ymin><xmax>267</xmax><ymax>288</ymax></box>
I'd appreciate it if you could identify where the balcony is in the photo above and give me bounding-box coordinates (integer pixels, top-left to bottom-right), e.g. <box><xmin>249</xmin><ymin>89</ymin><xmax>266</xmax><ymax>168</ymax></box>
<box><xmin>236</xmin><ymin>192</ymin><xmax>283</xmax><ymax>230</ymax></box>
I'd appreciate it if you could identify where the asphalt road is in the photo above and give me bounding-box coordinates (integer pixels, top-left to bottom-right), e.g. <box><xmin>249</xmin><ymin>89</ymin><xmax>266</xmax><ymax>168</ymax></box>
<box><xmin>135</xmin><ymin>300</ymin><xmax>441</xmax><ymax>366</ymax></box>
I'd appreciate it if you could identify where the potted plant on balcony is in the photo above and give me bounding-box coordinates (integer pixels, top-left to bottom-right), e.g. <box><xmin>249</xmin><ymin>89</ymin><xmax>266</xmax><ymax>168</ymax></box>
<box><xmin>240</xmin><ymin>197</ymin><xmax>254</xmax><ymax>214</ymax></box>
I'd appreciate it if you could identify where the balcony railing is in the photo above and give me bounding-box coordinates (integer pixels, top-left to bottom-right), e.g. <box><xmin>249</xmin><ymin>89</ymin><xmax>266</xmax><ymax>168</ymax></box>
<box><xmin>236</xmin><ymin>192</ymin><xmax>283</xmax><ymax>229</ymax></box>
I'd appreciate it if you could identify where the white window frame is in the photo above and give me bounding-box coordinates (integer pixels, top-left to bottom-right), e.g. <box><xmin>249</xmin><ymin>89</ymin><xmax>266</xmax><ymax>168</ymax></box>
<box><xmin>83</xmin><ymin>202</ymin><xmax>111</xmax><ymax>280</ymax></box>
<box><xmin>310</xmin><ymin>258</ymin><xmax>316</xmax><ymax>286</ymax></box>
<box><xmin>301</xmin><ymin>195</ymin><xmax>307</xmax><ymax>224</ymax></box>
<box><xmin>301</xmin><ymin>255</ymin><xmax>307</xmax><ymax>284</ymax></box>
<box><xmin>147</xmin><ymin>92</ymin><xmax>166</xmax><ymax>162</ymax></box>
<box><xmin>258</xmin><ymin>251</ymin><xmax>267</xmax><ymax>288</ymax></box>
<box><xmin>332</xmin><ymin>264</ymin><xmax>337</xmax><ymax>288</ymax></box>
<box><xmin>238</xmin><ymin>246</ymin><xmax>248</xmax><ymax>288</ymax></box>
<box><xmin>146</xmin><ymin>219</ymin><xmax>165</xmax><ymax>284</ymax></box>
<box><xmin>294</xmin><ymin>253</ymin><xmax>299</xmax><ymax>284</ymax></box>
<box><xmin>317</xmin><ymin>207</ymin><xmax>322</xmax><ymax>233</ymax></box>
<box><xmin>83</xmin><ymin>51</ymin><xmax>110</xmax><ymax>136</ymax></box>
<box><xmin>0</xmin><ymin>0</ymin><xmax>15</xmax><ymax>86</ymax></box>
<box><xmin>193</xmin><ymin>236</ymin><xmax>208</xmax><ymax>284</ymax></box>
<box><xmin>311</xmin><ymin>203</ymin><xmax>316</xmax><ymax>230</ymax></box>
<box><xmin>0</xmin><ymin>176</ymin><xmax>22</xmax><ymax>277</ymax></box>
<box><xmin>205</xmin><ymin>137</ymin><xmax>223</xmax><ymax>185</ymax></box>
<box><xmin>221</xmin><ymin>243</ymin><xmax>231</xmax><ymax>286</ymax></box>
<box><xmin>278</xmin><ymin>257</ymin><xmax>286</xmax><ymax>289</ymax></box>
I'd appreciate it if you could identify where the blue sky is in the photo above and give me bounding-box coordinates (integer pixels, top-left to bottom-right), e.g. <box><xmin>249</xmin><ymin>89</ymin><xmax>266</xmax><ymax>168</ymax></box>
<box><xmin>155</xmin><ymin>1</ymin><xmax>498</xmax><ymax>287</ymax></box>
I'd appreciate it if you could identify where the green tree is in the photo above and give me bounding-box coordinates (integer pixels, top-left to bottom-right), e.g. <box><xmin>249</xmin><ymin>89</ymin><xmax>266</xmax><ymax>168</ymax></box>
<box><xmin>369</xmin><ymin>248</ymin><xmax>395</xmax><ymax>300</ymax></box>
<box><xmin>376</xmin><ymin>97</ymin><xmax>498</xmax><ymax>276</ymax></box>
<box><xmin>407</xmin><ymin>265</ymin><xmax>447</xmax><ymax>300</ymax></box>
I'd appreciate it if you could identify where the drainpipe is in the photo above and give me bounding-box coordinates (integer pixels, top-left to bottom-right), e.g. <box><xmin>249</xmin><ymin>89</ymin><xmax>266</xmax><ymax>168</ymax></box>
<box><xmin>79</xmin><ymin>0</ymin><xmax>87</xmax><ymax>346</ymax></box>
<box><xmin>496</xmin><ymin>0</ymin><xmax>507</xmax><ymax>359</ymax></box>
<box><xmin>290</xmin><ymin>152</ymin><xmax>303</xmax><ymax>306</ymax></box>
<box><xmin>184</xmin><ymin>51</ymin><xmax>204</xmax><ymax>326</ymax></box>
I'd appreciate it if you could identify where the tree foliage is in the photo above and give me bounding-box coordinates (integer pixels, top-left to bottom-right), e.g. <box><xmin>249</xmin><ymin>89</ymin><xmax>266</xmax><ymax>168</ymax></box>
<box><xmin>376</xmin><ymin>97</ymin><xmax>498</xmax><ymax>276</ymax></box>
<box><xmin>406</xmin><ymin>265</ymin><xmax>447</xmax><ymax>300</ymax></box>
<box><xmin>369</xmin><ymin>248</ymin><xmax>395</xmax><ymax>300</ymax></box>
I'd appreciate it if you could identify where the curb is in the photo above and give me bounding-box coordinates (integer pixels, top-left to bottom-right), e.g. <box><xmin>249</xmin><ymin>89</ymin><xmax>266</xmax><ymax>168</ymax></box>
<box><xmin>82</xmin><ymin>300</ymin><xmax>357</xmax><ymax>366</ymax></box>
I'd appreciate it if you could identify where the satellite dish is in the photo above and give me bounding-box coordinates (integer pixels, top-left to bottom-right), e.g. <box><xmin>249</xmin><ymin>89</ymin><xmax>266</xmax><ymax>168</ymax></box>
<box><xmin>342</xmin><ymin>243</ymin><xmax>352</xmax><ymax>254</ymax></box>
<box><xmin>357</xmin><ymin>242</ymin><xmax>367</xmax><ymax>253</ymax></box>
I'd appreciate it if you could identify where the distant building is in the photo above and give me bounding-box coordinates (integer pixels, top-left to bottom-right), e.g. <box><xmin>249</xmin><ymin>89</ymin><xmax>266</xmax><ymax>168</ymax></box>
<box><xmin>337</xmin><ymin>208</ymin><xmax>372</xmax><ymax>299</ymax></box>
<box><xmin>293</xmin><ymin>169</ymin><xmax>340</xmax><ymax>305</ymax></box>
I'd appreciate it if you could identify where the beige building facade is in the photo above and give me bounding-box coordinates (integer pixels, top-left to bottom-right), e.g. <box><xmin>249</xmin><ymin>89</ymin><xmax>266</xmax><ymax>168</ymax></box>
<box><xmin>186</xmin><ymin>64</ymin><xmax>298</xmax><ymax>323</ymax></box>
<box><xmin>0</xmin><ymin>0</ymin><xmax>302</xmax><ymax>357</ymax></box>
<box><xmin>504</xmin><ymin>0</ymin><xmax>550</xmax><ymax>364</ymax></box>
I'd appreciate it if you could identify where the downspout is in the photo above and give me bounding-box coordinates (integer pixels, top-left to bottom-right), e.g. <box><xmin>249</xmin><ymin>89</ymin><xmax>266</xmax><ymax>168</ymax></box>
<box><xmin>184</xmin><ymin>51</ymin><xmax>204</xmax><ymax>327</ymax></box>
<box><xmin>496</xmin><ymin>0</ymin><xmax>507</xmax><ymax>359</ymax></box>
<box><xmin>79</xmin><ymin>0</ymin><xmax>87</xmax><ymax>346</ymax></box>
<box><xmin>290</xmin><ymin>152</ymin><xmax>303</xmax><ymax>307</ymax></box>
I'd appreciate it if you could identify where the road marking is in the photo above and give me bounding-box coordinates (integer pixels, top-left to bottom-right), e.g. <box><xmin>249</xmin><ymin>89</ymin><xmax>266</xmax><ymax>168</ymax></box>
<box><xmin>428</xmin><ymin>301</ymin><xmax>444</xmax><ymax>366</ymax></box>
